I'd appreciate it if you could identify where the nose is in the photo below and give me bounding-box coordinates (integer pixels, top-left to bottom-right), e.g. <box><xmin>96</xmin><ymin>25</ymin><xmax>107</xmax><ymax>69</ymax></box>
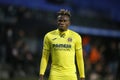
<box><xmin>59</xmin><ymin>22</ymin><xmax>65</xmax><ymax>26</ymax></box>
<box><xmin>60</xmin><ymin>20</ymin><xmax>65</xmax><ymax>24</ymax></box>
<box><xmin>60</xmin><ymin>22</ymin><xmax>64</xmax><ymax>24</ymax></box>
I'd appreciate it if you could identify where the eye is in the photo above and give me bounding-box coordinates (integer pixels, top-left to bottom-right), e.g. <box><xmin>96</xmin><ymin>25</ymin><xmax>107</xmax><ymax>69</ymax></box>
<box><xmin>57</xmin><ymin>19</ymin><xmax>69</xmax><ymax>22</ymax></box>
<box><xmin>64</xmin><ymin>20</ymin><xmax>67</xmax><ymax>22</ymax></box>
<box><xmin>58</xmin><ymin>20</ymin><xmax>62</xmax><ymax>22</ymax></box>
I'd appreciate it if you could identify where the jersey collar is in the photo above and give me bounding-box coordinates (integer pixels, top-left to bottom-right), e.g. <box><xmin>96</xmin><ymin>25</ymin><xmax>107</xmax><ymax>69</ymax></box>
<box><xmin>56</xmin><ymin>29</ymin><xmax>69</xmax><ymax>38</ymax></box>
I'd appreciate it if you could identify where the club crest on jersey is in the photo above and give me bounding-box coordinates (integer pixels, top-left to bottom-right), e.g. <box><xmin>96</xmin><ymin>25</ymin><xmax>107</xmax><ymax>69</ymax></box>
<box><xmin>68</xmin><ymin>38</ymin><xmax>72</xmax><ymax>42</ymax></box>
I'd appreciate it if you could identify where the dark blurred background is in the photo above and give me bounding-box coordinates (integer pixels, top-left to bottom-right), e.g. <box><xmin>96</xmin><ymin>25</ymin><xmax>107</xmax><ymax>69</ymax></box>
<box><xmin>0</xmin><ymin>0</ymin><xmax>120</xmax><ymax>80</ymax></box>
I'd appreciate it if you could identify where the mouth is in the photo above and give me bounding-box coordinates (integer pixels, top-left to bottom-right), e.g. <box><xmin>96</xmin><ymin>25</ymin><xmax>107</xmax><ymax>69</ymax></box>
<box><xmin>59</xmin><ymin>24</ymin><xmax>64</xmax><ymax>27</ymax></box>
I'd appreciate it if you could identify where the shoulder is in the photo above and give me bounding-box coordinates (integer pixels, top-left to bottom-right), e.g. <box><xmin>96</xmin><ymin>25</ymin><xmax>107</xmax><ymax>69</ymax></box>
<box><xmin>69</xmin><ymin>29</ymin><xmax>81</xmax><ymax>37</ymax></box>
<box><xmin>69</xmin><ymin>30</ymin><xmax>82</xmax><ymax>42</ymax></box>
<box><xmin>44</xmin><ymin>29</ymin><xmax>57</xmax><ymax>37</ymax></box>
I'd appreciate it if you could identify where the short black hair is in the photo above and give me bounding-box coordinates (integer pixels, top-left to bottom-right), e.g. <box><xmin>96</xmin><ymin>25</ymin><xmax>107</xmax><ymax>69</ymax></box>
<box><xmin>57</xmin><ymin>9</ymin><xmax>71</xmax><ymax>17</ymax></box>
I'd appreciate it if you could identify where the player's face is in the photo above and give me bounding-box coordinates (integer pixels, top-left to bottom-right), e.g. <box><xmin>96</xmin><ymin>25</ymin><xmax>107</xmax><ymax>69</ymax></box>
<box><xmin>57</xmin><ymin>15</ymin><xmax>70</xmax><ymax>31</ymax></box>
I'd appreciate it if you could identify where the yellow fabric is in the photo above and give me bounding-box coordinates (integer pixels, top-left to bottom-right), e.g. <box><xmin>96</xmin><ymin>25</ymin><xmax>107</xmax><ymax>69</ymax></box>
<box><xmin>48</xmin><ymin>74</ymin><xmax>77</xmax><ymax>80</ymax></box>
<box><xmin>39</xmin><ymin>29</ymin><xmax>85</xmax><ymax>79</ymax></box>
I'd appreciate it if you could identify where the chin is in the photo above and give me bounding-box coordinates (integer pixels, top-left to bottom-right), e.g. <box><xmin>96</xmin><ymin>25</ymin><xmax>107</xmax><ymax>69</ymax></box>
<box><xmin>58</xmin><ymin>28</ymin><xmax>64</xmax><ymax>31</ymax></box>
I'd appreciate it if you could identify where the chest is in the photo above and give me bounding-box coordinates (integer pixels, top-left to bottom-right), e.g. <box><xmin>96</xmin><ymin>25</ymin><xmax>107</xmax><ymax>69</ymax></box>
<box><xmin>49</xmin><ymin>34</ymin><xmax>75</xmax><ymax>48</ymax></box>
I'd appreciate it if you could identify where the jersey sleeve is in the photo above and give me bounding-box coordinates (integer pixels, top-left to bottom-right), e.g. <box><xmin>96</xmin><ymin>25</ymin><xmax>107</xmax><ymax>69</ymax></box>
<box><xmin>43</xmin><ymin>34</ymin><xmax>51</xmax><ymax>50</ymax></box>
<box><xmin>75</xmin><ymin>34</ymin><xmax>85</xmax><ymax>78</ymax></box>
<box><xmin>75</xmin><ymin>34</ymin><xmax>82</xmax><ymax>50</ymax></box>
<box><xmin>39</xmin><ymin>34</ymin><xmax>50</xmax><ymax>75</ymax></box>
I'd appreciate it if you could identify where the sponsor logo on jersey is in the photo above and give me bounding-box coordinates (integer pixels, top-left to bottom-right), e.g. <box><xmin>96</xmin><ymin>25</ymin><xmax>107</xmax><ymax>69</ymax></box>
<box><xmin>52</xmin><ymin>44</ymin><xmax>71</xmax><ymax>48</ymax></box>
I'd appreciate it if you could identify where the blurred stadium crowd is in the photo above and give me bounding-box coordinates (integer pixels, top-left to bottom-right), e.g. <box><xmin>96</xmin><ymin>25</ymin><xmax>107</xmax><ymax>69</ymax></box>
<box><xmin>0</xmin><ymin>0</ymin><xmax>120</xmax><ymax>80</ymax></box>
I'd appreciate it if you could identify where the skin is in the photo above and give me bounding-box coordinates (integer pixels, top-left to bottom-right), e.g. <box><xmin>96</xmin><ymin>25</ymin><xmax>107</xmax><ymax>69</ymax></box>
<box><xmin>57</xmin><ymin>15</ymin><xmax>70</xmax><ymax>32</ymax></box>
<box><xmin>39</xmin><ymin>15</ymin><xmax>85</xmax><ymax>80</ymax></box>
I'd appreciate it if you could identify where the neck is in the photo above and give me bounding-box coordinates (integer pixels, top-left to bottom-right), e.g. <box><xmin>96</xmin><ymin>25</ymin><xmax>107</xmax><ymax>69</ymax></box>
<box><xmin>59</xmin><ymin>29</ymin><xmax>67</xmax><ymax>32</ymax></box>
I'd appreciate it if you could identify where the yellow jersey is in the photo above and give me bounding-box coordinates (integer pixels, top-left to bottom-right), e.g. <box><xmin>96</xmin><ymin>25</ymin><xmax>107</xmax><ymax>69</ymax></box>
<box><xmin>39</xmin><ymin>29</ymin><xmax>85</xmax><ymax>79</ymax></box>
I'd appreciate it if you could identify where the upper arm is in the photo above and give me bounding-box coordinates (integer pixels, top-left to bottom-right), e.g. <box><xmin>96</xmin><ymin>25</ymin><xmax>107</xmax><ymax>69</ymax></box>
<box><xmin>75</xmin><ymin>34</ymin><xmax>82</xmax><ymax>50</ymax></box>
<box><xmin>43</xmin><ymin>34</ymin><xmax>51</xmax><ymax>51</ymax></box>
